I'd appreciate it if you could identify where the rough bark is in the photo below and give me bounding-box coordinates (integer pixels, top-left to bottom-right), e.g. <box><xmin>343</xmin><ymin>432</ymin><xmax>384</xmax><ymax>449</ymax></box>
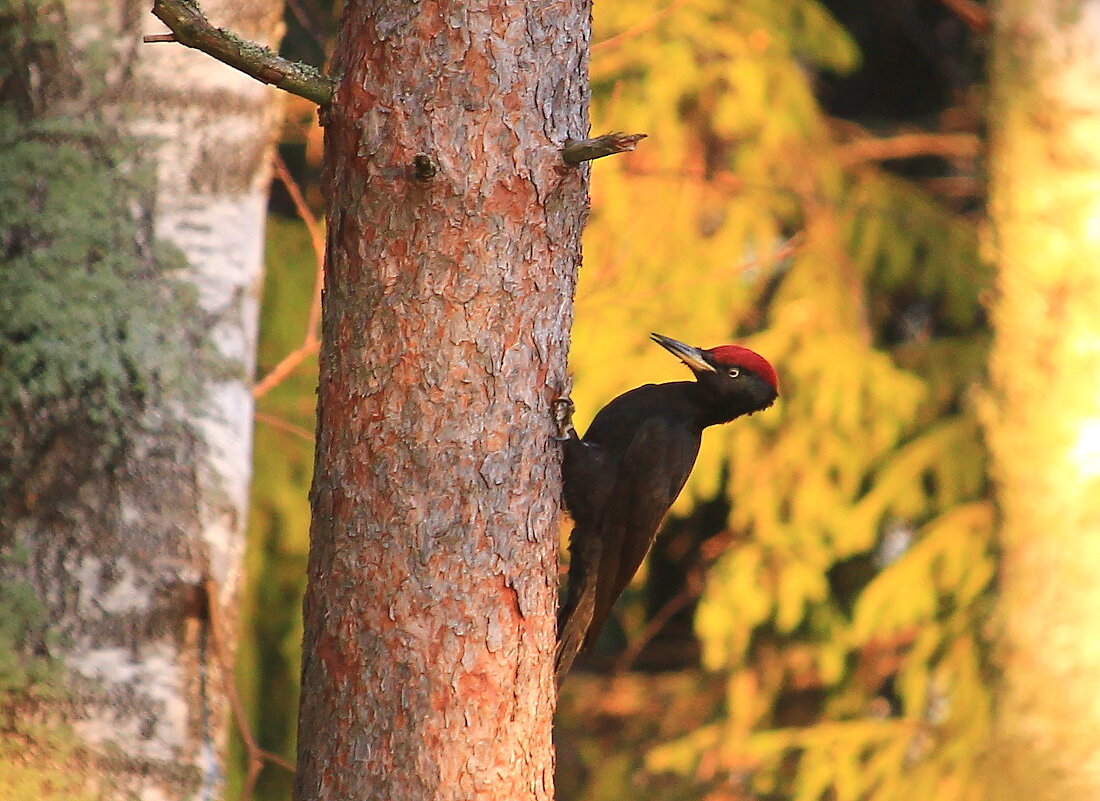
<box><xmin>0</xmin><ymin>1</ymin><xmax>282</xmax><ymax>798</ymax></box>
<box><xmin>294</xmin><ymin>2</ymin><xmax>590</xmax><ymax>799</ymax></box>
<box><xmin>985</xmin><ymin>2</ymin><xmax>1100</xmax><ymax>798</ymax></box>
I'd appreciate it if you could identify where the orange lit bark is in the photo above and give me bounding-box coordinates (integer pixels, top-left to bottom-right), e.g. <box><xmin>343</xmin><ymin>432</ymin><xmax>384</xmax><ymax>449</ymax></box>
<box><xmin>294</xmin><ymin>2</ymin><xmax>590</xmax><ymax>800</ymax></box>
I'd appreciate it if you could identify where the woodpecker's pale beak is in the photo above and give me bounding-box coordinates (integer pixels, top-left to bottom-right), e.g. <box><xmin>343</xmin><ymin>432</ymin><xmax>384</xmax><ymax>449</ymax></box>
<box><xmin>650</xmin><ymin>333</ymin><xmax>716</xmax><ymax>373</ymax></box>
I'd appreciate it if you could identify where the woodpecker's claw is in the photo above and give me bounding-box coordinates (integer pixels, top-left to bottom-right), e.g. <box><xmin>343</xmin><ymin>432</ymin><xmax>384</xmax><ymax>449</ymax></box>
<box><xmin>552</xmin><ymin>397</ymin><xmax>576</xmax><ymax>441</ymax></box>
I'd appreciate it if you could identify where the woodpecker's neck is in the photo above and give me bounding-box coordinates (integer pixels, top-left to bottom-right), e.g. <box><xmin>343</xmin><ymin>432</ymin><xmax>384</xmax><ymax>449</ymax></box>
<box><xmin>662</xmin><ymin>381</ymin><xmax>727</xmax><ymax>430</ymax></box>
<box><xmin>688</xmin><ymin>378</ymin><xmax>770</xmax><ymax>429</ymax></box>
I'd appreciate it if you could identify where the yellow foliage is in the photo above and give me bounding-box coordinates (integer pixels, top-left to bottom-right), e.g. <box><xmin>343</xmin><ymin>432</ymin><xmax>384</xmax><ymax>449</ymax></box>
<box><xmin>248</xmin><ymin>3</ymin><xmax>993</xmax><ymax>800</ymax></box>
<box><xmin>851</xmin><ymin>503</ymin><xmax>994</xmax><ymax>642</ymax></box>
<box><xmin>570</xmin><ymin>1</ymin><xmax>994</xmax><ymax>799</ymax></box>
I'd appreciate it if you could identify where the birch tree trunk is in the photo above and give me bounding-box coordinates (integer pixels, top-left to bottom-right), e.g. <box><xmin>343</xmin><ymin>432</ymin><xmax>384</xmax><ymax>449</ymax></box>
<box><xmin>294</xmin><ymin>1</ymin><xmax>590</xmax><ymax>799</ymax></box>
<box><xmin>0</xmin><ymin>1</ymin><xmax>281</xmax><ymax>798</ymax></box>
<box><xmin>985</xmin><ymin>2</ymin><xmax>1100</xmax><ymax>798</ymax></box>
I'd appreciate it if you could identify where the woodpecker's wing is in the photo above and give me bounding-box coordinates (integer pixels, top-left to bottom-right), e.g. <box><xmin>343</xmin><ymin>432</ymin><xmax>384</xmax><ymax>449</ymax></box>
<box><xmin>588</xmin><ymin>416</ymin><xmax>699</xmax><ymax>651</ymax></box>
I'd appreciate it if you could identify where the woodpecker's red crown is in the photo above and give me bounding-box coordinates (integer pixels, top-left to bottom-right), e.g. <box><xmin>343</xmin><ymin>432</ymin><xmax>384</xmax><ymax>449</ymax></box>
<box><xmin>707</xmin><ymin>345</ymin><xmax>779</xmax><ymax>393</ymax></box>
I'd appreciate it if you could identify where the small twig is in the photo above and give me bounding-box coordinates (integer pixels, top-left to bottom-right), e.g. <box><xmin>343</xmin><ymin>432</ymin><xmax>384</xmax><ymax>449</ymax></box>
<box><xmin>936</xmin><ymin>0</ymin><xmax>990</xmax><ymax>33</ymax></box>
<box><xmin>610</xmin><ymin>587</ymin><xmax>696</xmax><ymax>677</ymax></box>
<box><xmin>283</xmin><ymin>0</ymin><xmax>330</xmax><ymax>60</ymax></box>
<box><xmin>562</xmin><ymin>132</ymin><xmax>648</xmax><ymax>165</ymax></box>
<box><xmin>254</xmin><ymin>412</ymin><xmax>315</xmax><ymax>443</ymax></box>
<box><xmin>592</xmin><ymin>0</ymin><xmax>694</xmax><ymax>54</ymax></box>
<box><xmin>835</xmin><ymin>132</ymin><xmax>980</xmax><ymax>166</ymax></box>
<box><xmin>143</xmin><ymin>32</ymin><xmax>178</xmax><ymax>43</ymax></box>
<box><xmin>731</xmin><ymin>233</ymin><xmax>804</xmax><ymax>273</ymax></box>
<box><xmin>149</xmin><ymin>0</ymin><xmax>335</xmax><ymax>106</ymax></box>
<box><xmin>915</xmin><ymin>175</ymin><xmax>983</xmax><ymax>199</ymax></box>
<box><xmin>274</xmin><ymin>152</ymin><xmax>326</xmax><ymax>336</ymax></box>
<box><xmin>606</xmin><ymin>537</ymin><xmax>724</xmax><ymax>677</ymax></box>
<box><xmin>203</xmin><ymin>578</ymin><xmax>295</xmax><ymax>801</ymax></box>
<box><xmin>252</xmin><ymin>340</ymin><xmax>320</xmax><ymax>398</ymax></box>
<box><xmin>253</xmin><ymin>152</ymin><xmax>326</xmax><ymax>399</ymax></box>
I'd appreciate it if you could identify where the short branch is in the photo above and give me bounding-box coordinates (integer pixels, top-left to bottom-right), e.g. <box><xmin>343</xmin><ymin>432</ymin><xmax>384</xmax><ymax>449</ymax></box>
<box><xmin>936</xmin><ymin>0</ymin><xmax>990</xmax><ymax>33</ymax></box>
<box><xmin>253</xmin><ymin>152</ymin><xmax>325</xmax><ymax>399</ymax></box>
<box><xmin>835</xmin><ymin>132</ymin><xmax>980</xmax><ymax>166</ymax></box>
<box><xmin>562</xmin><ymin>132</ymin><xmax>647</xmax><ymax>165</ymax></box>
<box><xmin>149</xmin><ymin>0</ymin><xmax>335</xmax><ymax>106</ymax></box>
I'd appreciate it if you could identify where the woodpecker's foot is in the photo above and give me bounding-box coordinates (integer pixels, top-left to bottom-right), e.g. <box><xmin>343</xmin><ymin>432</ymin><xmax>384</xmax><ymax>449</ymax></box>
<box><xmin>551</xmin><ymin>397</ymin><xmax>576</xmax><ymax>441</ymax></box>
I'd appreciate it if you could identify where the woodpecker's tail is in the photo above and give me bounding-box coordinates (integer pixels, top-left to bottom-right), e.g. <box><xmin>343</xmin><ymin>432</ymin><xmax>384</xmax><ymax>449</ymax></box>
<box><xmin>555</xmin><ymin>525</ymin><xmax>601</xmax><ymax>686</ymax></box>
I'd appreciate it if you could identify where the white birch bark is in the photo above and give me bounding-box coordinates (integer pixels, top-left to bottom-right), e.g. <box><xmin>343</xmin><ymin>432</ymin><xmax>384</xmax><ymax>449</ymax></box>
<box><xmin>1</xmin><ymin>2</ymin><xmax>283</xmax><ymax>799</ymax></box>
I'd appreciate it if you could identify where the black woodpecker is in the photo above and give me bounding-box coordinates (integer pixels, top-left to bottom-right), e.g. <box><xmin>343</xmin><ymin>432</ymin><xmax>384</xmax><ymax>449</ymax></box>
<box><xmin>554</xmin><ymin>333</ymin><xmax>778</xmax><ymax>684</ymax></box>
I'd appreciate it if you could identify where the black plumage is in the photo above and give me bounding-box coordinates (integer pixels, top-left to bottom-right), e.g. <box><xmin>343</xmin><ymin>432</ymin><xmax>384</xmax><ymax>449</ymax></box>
<box><xmin>554</xmin><ymin>333</ymin><xmax>779</xmax><ymax>684</ymax></box>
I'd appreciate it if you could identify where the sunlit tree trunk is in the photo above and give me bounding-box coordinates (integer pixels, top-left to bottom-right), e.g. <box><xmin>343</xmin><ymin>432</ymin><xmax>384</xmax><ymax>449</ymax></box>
<box><xmin>985</xmin><ymin>2</ymin><xmax>1100</xmax><ymax>798</ymax></box>
<box><xmin>293</xmin><ymin>1</ymin><xmax>589</xmax><ymax>799</ymax></box>
<box><xmin>0</xmin><ymin>1</ymin><xmax>281</xmax><ymax>798</ymax></box>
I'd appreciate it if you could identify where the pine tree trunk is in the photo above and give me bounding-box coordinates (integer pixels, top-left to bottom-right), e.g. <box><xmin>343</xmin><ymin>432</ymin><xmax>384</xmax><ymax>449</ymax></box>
<box><xmin>0</xmin><ymin>2</ymin><xmax>281</xmax><ymax>798</ymax></box>
<box><xmin>985</xmin><ymin>2</ymin><xmax>1100</xmax><ymax>798</ymax></box>
<box><xmin>294</xmin><ymin>2</ymin><xmax>590</xmax><ymax>799</ymax></box>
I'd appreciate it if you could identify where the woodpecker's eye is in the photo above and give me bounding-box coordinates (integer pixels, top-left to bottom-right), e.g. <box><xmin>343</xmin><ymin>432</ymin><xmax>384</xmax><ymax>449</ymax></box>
<box><xmin>727</xmin><ymin>367</ymin><xmax>740</xmax><ymax>378</ymax></box>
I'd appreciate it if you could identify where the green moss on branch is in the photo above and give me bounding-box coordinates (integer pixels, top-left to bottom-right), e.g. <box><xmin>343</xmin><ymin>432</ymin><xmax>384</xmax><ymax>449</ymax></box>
<box><xmin>149</xmin><ymin>0</ymin><xmax>335</xmax><ymax>106</ymax></box>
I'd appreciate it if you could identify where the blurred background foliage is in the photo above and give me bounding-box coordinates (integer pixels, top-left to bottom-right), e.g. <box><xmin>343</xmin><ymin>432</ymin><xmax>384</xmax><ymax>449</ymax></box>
<box><xmin>236</xmin><ymin>1</ymin><xmax>993</xmax><ymax>799</ymax></box>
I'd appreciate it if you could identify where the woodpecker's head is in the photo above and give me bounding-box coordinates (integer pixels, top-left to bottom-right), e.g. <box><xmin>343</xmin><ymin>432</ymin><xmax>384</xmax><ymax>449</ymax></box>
<box><xmin>651</xmin><ymin>332</ymin><xmax>779</xmax><ymax>422</ymax></box>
